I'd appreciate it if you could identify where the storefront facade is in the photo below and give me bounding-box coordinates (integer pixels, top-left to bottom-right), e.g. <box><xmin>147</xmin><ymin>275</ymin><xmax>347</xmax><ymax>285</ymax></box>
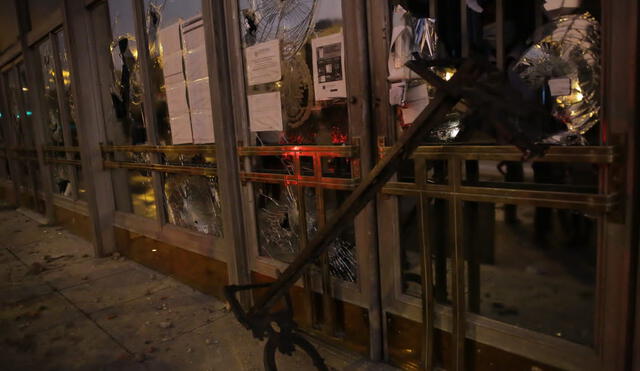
<box><xmin>0</xmin><ymin>1</ymin><xmax>638</xmax><ymax>370</ymax></box>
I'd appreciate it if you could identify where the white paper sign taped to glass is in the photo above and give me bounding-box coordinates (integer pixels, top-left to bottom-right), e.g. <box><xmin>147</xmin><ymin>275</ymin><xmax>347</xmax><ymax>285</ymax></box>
<box><xmin>159</xmin><ymin>21</ymin><xmax>193</xmax><ymax>144</ymax></box>
<box><xmin>312</xmin><ymin>32</ymin><xmax>347</xmax><ymax>101</ymax></box>
<box><xmin>548</xmin><ymin>77</ymin><xmax>571</xmax><ymax>97</ymax></box>
<box><xmin>183</xmin><ymin>15</ymin><xmax>214</xmax><ymax>143</ymax></box>
<box><xmin>248</xmin><ymin>92</ymin><xmax>284</xmax><ymax>132</ymax></box>
<box><xmin>245</xmin><ymin>39</ymin><xmax>282</xmax><ymax>86</ymax></box>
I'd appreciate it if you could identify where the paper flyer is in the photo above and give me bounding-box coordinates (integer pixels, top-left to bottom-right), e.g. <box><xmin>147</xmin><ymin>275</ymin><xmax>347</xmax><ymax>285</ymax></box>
<box><xmin>248</xmin><ymin>91</ymin><xmax>284</xmax><ymax>132</ymax></box>
<box><xmin>183</xmin><ymin>17</ymin><xmax>215</xmax><ymax>143</ymax></box>
<box><xmin>160</xmin><ymin>21</ymin><xmax>193</xmax><ymax>144</ymax></box>
<box><xmin>311</xmin><ymin>32</ymin><xmax>347</xmax><ymax>101</ymax></box>
<box><xmin>245</xmin><ymin>39</ymin><xmax>282</xmax><ymax>86</ymax></box>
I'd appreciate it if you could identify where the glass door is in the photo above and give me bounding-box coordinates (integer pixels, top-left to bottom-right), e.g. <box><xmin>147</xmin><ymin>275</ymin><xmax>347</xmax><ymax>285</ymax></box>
<box><xmin>227</xmin><ymin>0</ymin><xmax>378</xmax><ymax>355</ymax></box>
<box><xmin>373</xmin><ymin>1</ymin><xmax>629</xmax><ymax>370</ymax></box>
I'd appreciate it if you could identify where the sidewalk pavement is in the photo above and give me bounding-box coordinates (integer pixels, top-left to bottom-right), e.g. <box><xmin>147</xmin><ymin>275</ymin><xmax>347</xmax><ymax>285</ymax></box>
<box><xmin>0</xmin><ymin>209</ymin><xmax>396</xmax><ymax>371</ymax></box>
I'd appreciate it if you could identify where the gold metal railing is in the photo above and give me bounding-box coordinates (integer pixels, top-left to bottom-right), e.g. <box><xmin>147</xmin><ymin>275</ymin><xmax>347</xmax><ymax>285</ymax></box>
<box><xmin>382</xmin><ymin>144</ymin><xmax>618</xmax><ymax>214</ymax></box>
<box><xmin>101</xmin><ymin>144</ymin><xmax>218</xmax><ymax>177</ymax></box>
<box><xmin>238</xmin><ymin>144</ymin><xmax>360</xmax><ymax>190</ymax></box>
<box><xmin>43</xmin><ymin>146</ymin><xmax>82</xmax><ymax>166</ymax></box>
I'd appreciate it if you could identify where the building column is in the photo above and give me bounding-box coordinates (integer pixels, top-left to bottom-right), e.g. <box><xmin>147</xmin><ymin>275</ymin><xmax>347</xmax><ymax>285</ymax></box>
<box><xmin>62</xmin><ymin>0</ymin><xmax>117</xmax><ymax>256</ymax></box>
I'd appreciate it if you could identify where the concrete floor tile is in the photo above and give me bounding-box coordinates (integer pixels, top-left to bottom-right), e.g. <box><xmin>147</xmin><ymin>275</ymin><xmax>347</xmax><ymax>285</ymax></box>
<box><xmin>1</xmin><ymin>316</ymin><xmax>127</xmax><ymax>371</ymax></box>
<box><xmin>141</xmin><ymin>316</ymin><xmax>393</xmax><ymax>371</ymax></box>
<box><xmin>0</xmin><ymin>291</ymin><xmax>83</xmax><ymax>339</ymax></box>
<box><xmin>140</xmin><ymin>316</ymin><xmax>263</xmax><ymax>371</ymax></box>
<box><xmin>0</xmin><ymin>261</ymin><xmax>52</xmax><ymax>305</ymax></box>
<box><xmin>0</xmin><ymin>209</ymin><xmax>397</xmax><ymax>371</ymax></box>
<box><xmin>60</xmin><ymin>267</ymin><xmax>178</xmax><ymax>314</ymax></box>
<box><xmin>0</xmin><ymin>281</ymin><xmax>53</xmax><ymax>306</ymax></box>
<box><xmin>1</xmin><ymin>221</ymin><xmax>53</xmax><ymax>248</ymax></box>
<box><xmin>9</xmin><ymin>235</ymin><xmax>93</xmax><ymax>266</ymax></box>
<box><xmin>40</xmin><ymin>257</ymin><xmax>136</xmax><ymax>291</ymax></box>
<box><xmin>93</xmin><ymin>286</ymin><xmax>226</xmax><ymax>354</ymax></box>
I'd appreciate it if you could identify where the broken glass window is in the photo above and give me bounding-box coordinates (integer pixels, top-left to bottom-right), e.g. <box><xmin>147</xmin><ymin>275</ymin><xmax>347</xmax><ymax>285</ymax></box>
<box><xmin>108</xmin><ymin>0</ymin><xmax>147</xmax><ymax>145</ymax></box>
<box><xmin>254</xmin><ymin>181</ymin><xmax>358</xmax><ymax>283</ymax></box>
<box><xmin>163</xmin><ymin>173</ymin><xmax>223</xmax><ymax>236</ymax></box>
<box><xmin>37</xmin><ymin>38</ymin><xmax>63</xmax><ymax>146</ymax></box>
<box><xmin>55</xmin><ymin>30</ymin><xmax>79</xmax><ymax>146</ymax></box>
<box><xmin>51</xmin><ymin>164</ymin><xmax>73</xmax><ymax>197</ymax></box>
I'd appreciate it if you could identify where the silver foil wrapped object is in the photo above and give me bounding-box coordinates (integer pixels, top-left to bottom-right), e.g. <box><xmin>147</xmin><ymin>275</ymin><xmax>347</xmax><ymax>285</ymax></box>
<box><xmin>513</xmin><ymin>12</ymin><xmax>600</xmax><ymax>136</ymax></box>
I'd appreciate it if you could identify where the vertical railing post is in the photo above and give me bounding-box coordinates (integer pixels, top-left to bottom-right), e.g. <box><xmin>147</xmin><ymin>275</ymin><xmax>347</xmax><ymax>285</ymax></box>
<box><xmin>62</xmin><ymin>0</ymin><xmax>117</xmax><ymax>256</ymax></box>
<box><xmin>203</xmin><ymin>0</ymin><xmax>251</xmax><ymax>305</ymax></box>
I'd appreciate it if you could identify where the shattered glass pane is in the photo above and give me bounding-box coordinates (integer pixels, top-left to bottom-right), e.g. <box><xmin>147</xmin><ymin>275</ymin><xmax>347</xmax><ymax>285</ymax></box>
<box><xmin>255</xmin><ymin>182</ymin><xmax>302</xmax><ymax>262</ymax></box>
<box><xmin>161</xmin><ymin>151</ymin><xmax>216</xmax><ymax>169</ymax></box>
<box><xmin>163</xmin><ymin>174</ymin><xmax>223</xmax><ymax>236</ymax></box>
<box><xmin>254</xmin><ymin>183</ymin><xmax>358</xmax><ymax>282</ymax></box>
<box><xmin>51</xmin><ymin>164</ymin><xmax>73</xmax><ymax>197</ymax></box>
<box><xmin>56</xmin><ymin>31</ymin><xmax>79</xmax><ymax>146</ymax></box>
<box><xmin>37</xmin><ymin>38</ymin><xmax>63</xmax><ymax>146</ymax></box>
<box><xmin>108</xmin><ymin>0</ymin><xmax>147</xmax><ymax>145</ymax></box>
<box><xmin>323</xmin><ymin>189</ymin><xmax>357</xmax><ymax>283</ymax></box>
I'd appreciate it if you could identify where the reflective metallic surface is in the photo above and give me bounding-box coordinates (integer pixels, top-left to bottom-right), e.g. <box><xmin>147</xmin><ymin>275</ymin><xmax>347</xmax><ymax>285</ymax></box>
<box><xmin>514</xmin><ymin>13</ymin><xmax>600</xmax><ymax>136</ymax></box>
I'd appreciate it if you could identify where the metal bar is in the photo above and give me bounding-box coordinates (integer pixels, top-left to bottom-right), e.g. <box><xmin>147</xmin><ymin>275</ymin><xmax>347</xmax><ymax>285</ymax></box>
<box><xmin>239</xmin><ymin>145</ymin><xmax>358</xmax><ymax>157</ymax></box>
<box><xmin>318</xmin><ymin>189</ymin><xmax>336</xmax><ymax>336</ymax></box>
<box><xmin>44</xmin><ymin>158</ymin><xmax>82</xmax><ymax>166</ymax></box>
<box><xmin>245</xmin><ymin>61</ymin><xmax>477</xmax><ymax>320</ymax></box>
<box><xmin>419</xmin><ymin>193</ymin><xmax>435</xmax><ymax>370</ymax></box>
<box><xmin>43</xmin><ymin>146</ymin><xmax>81</xmax><ymax>152</ymax></box>
<box><xmin>496</xmin><ymin>0</ymin><xmax>505</xmax><ymax>70</ymax></box>
<box><xmin>382</xmin><ymin>182</ymin><xmax>616</xmax><ymax>212</ymax></box>
<box><xmin>103</xmin><ymin>160</ymin><xmax>217</xmax><ymax>176</ymax></box>
<box><xmin>381</xmin><ymin>145</ymin><xmax>617</xmax><ymax>164</ymax></box>
<box><xmin>102</xmin><ymin>144</ymin><xmax>218</xmax><ymax>155</ymax></box>
<box><xmin>450</xmin><ymin>159</ymin><xmax>465</xmax><ymax>371</ymax></box>
<box><xmin>240</xmin><ymin>172</ymin><xmax>359</xmax><ymax>190</ymax></box>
